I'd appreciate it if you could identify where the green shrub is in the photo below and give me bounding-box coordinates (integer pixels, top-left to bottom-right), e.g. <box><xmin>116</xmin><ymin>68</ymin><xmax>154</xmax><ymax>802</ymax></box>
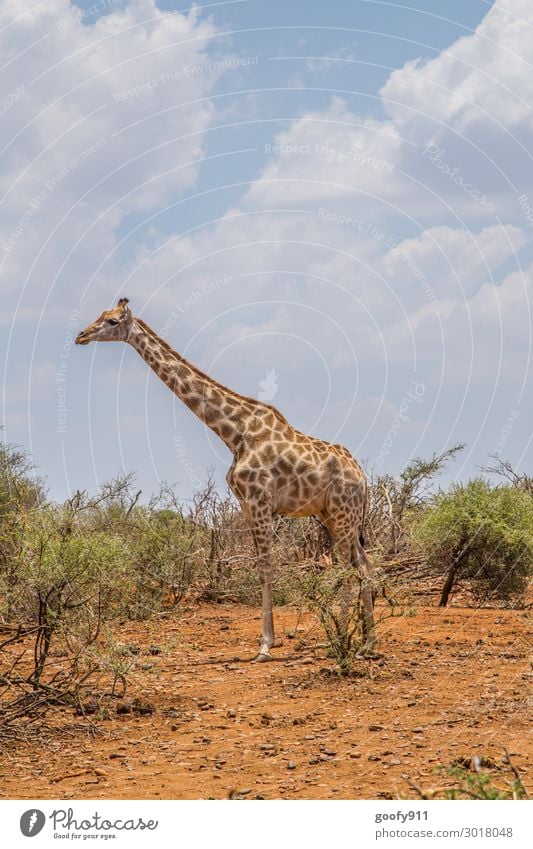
<box><xmin>0</xmin><ymin>438</ymin><xmax>46</xmax><ymax>621</ymax></box>
<box><xmin>297</xmin><ymin>566</ymin><xmax>369</xmax><ymax>676</ymax></box>
<box><xmin>438</xmin><ymin>753</ymin><xmax>529</xmax><ymax>800</ymax></box>
<box><xmin>1</xmin><ymin>486</ymin><xmax>132</xmax><ymax>725</ymax></box>
<box><xmin>128</xmin><ymin>507</ymin><xmax>206</xmax><ymax>615</ymax></box>
<box><xmin>413</xmin><ymin>480</ymin><xmax>533</xmax><ymax>606</ymax></box>
<box><xmin>408</xmin><ymin>753</ymin><xmax>529</xmax><ymax>800</ymax></box>
<box><xmin>0</xmin><ymin>436</ymin><xmax>45</xmax><ymax>512</ymax></box>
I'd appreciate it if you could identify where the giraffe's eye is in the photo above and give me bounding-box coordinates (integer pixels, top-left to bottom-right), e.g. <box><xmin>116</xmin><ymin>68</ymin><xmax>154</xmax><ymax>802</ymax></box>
<box><xmin>107</xmin><ymin>318</ymin><xmax>119</xmax><ymax>326</ymax></box>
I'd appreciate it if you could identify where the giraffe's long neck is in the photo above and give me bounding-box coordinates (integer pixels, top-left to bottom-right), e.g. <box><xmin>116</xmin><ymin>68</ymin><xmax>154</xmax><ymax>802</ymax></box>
<box><xmin>127</xmin><ymin>318</ymin><xmax>253</xmax><ymax>452</ymax></box>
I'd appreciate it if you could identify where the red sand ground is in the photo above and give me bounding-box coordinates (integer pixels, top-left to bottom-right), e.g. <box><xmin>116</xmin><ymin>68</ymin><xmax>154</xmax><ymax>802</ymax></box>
<box><xmin>1</xmin><ymin>603</ymin><xmax>531</xmax><ymax>800</ymax></box>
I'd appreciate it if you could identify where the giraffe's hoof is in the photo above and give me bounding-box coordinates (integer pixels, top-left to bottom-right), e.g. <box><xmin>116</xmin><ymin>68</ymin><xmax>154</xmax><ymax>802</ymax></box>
<box><xmin>356</xmin><ymin>648</ymin><xmax>382</xmax><ymax>659</ymax></box>
<box><xmin>252</xmin><ymin>652</ymin><xmax>274</xmax><ymax>663</ymax></box>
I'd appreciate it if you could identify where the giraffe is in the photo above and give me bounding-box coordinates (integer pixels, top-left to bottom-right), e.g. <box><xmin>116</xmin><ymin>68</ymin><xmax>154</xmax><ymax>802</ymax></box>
<box><xmin>75</xmin><ymin>298</ymin><xmax>376</xmax><ymax>661</ymax></box>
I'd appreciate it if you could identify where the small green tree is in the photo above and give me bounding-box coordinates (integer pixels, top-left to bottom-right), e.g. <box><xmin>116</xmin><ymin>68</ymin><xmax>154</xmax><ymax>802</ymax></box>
<box><xmin>368</xmin><ymin>444</ymin><xmax>464</xmax><ymax>556</ymax></box>
<box><xmin>1</xmin><ymin>481</ymin><xmax>132</xmax><ymax>726</ymax></box>
<box><xmin>0</xmin><ymin>434</ymin><xmax>45</xmax><ymax>512</ymax></box>
<box><xmin>414</xmin><ymin>479</ymin><xmax>533</xmax><ymax>606</ymax></box>
<box><xmin>297</xmin><ymin>565</ymin><xmax>378</xmax><ymax>676</ymax></box>
<box><xmin>16</xmin><ymin>506</ymin><xmax>129</xmax><ymax>686</ymax></box>
<box><xmin>0</xmin><ymin>436</ymin><xmax>46</xmax><ymax>622</ymax></box>
<box><xmin>130</xmin><ymin>506</ymin><xmax>203</xmax><ymax>614</ymax></box>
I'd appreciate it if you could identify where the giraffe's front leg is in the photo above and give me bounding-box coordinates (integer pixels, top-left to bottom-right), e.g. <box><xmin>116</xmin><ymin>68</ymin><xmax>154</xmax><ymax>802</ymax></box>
<box><xmin>254</xmin><ymin>564</ymin><xmax>275</xmax><ymax>662</ymax></box>
<box><xmin>249</xmin><ymin>513</ymin><xmax>275</xmax><ymax>662</ymax></box>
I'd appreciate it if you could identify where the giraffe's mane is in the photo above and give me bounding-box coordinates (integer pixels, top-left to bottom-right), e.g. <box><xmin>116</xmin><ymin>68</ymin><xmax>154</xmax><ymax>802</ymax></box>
<box><xmin>134</xmin><ymin>318</ymin><xmax>289</xmax><ymax>425</ymax></box>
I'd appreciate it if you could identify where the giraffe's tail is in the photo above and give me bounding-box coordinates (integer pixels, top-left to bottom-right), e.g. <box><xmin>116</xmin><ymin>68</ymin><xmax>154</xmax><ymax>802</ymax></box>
<box><xmin>359</xmin><ymin>480</ymin><xmax>369</xmax><ymax>548</ymax></box>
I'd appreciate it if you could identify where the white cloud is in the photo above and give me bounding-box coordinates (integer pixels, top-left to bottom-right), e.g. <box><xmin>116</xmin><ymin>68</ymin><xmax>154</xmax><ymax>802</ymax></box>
<box><xmin>381</xmin><ymin>224</ymin><xmax>528</xmax><ymax>301</ymax></box>
<box><xmin>380</xmin><ymin>0</ymin><xmax>533</xmax><ymax>132</ymax></box>
<box><xmin>244</xmin><ymin>96</ymin><xmax>404</xmax><ymax>212</ymax></box>
<box><xmin>3</xmin><ymin>0</ymin><xmax>531</xmax><ymax>496</ymax></box>
<box><xmin>112</xmin><ymin>0</ymin><xmax>530</xmax><ymax>479</ymax></box>
<box><xmin>0</xmin><ymin>0</ymin><xmax>222</xmax><ymax>305</ymax></box>
<box><xmin>379</xmin><ymin>1</ymin><xmax>533</xmax><ymax>220</ymax></box>
<box><xmin>305</xmin><ymin>45</ymin><xmax>358</xmax><ymax>77</ymax></box>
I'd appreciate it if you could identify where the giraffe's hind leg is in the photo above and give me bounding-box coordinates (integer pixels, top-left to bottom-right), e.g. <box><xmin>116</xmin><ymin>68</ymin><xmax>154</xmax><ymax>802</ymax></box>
<box><xmin>323</xmin><ymin>499</ymin><xmax>377</xmax><ymax>655</ymax></box>
<box><xmin>351</xmin><ymin>537</ymin><xmax>377</xmax><ymax>655</ymax></box>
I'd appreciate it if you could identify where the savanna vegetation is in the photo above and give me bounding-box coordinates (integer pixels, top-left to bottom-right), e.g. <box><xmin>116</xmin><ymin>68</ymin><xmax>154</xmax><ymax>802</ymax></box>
<box><xmin>1</xmin><ymin>433</ymin><xmax>531</xmax><ymax>728</ymax></box>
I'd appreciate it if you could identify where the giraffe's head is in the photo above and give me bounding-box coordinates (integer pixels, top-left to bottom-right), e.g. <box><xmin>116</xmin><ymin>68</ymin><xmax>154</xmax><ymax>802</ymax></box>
<box><xmin>75</xmin><ymin>298</ymin><xmax>132</xmax><ymax>345</ymax></box>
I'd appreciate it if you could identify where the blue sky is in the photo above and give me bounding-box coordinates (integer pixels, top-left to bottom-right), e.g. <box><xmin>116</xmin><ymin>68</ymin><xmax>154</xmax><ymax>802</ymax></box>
<box><xmin>1</xmin><ymin>0</ymin><xmax>531</xmax><ymax>501</ymax></box>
